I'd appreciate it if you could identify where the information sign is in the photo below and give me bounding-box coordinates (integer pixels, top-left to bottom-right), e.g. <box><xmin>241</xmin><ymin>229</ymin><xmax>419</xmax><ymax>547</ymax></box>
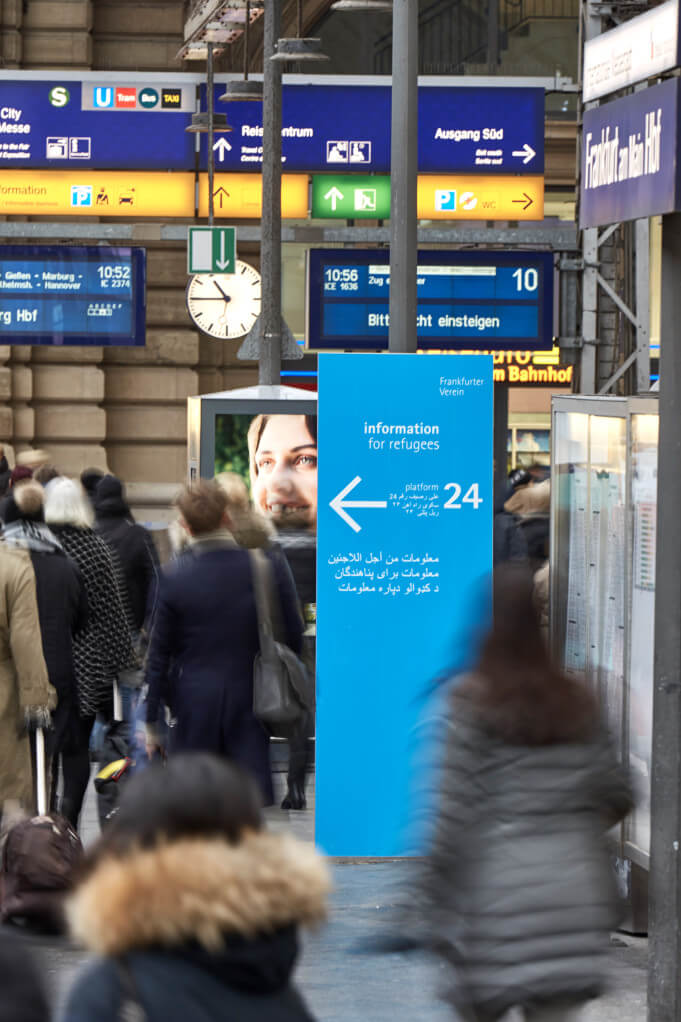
<box><xmin>0</xmin><ymin>245</ymin><xmax>146</xmax><ymax>346</ymax></box>
<box><xmin>316</xmin><ymin>352</ymin><xmax>493</xmax><ymax>856</ymax></box>
<box><xmin>0</xmin><ymin>80</ymin><xmax>195</xmax><ymax>169</ymax></box>
<box><xmin>580</xmin><ymin>78</ymin><xmax>677</xmax><ymax>228</ymax></box>
<box><xmin>418</xmin><ymin>173</ymin><xmax>544</xmax><ymax>220</ymax></box>
<box><xmin>311</xmin><ymin>175</ymin><xmax>391</xmax><ymax>219</ymax></box>
<box><xmin>0</xmin><ymin>171</ymin><xmax>195</xmax><ymax>217</ymax></box>
<box><xmin>197</xmin><ymin>173</ymin><xmax>309</xmax><ymax>218</ymax></box>
<box><xmin>583</xmin><ymin>0</ymin><xmax>680</xmax><ymax>102</ymax></box>
<box><xmin>307</xmin><ymin>249</ymin><xmax>554</xmax><ymax>352</ymax></box>
<box><xmin>187</xmin><ymin>226</ymin><xmax>236</xmax><ymax>274</ymax></box>
<box><xmin>203</xmin><ymin>83</ymin><xmax>544</xmax><ymax>174</ymax></box>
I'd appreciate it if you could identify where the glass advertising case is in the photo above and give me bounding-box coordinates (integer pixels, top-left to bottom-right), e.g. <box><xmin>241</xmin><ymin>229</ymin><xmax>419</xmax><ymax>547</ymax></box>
<box><xmin>551</xmin><ymin>395</ymin><xmax>658</xmax><ymax>876</ymax></box>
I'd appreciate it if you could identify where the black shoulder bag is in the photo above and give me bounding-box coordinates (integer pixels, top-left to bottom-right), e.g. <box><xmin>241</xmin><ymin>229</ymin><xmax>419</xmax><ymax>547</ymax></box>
<box><xmin>249</xmin><ymin>549</ymin><xmax>311</xmax><ymax>729</ymax></box>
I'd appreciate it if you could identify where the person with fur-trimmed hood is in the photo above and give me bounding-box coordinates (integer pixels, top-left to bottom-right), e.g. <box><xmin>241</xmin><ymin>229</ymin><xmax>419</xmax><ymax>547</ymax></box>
<box><xmin>61</xmin><ymin>754</ymin><xmax>329</xmax><ymax>1022</ymax></box>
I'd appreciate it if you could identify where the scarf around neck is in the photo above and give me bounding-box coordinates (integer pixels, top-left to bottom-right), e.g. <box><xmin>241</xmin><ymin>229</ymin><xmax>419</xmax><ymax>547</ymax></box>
<box><xmin>3</xmin><ymin>518</ymin><xmax>63</xmax><ymax>554</ymax></box>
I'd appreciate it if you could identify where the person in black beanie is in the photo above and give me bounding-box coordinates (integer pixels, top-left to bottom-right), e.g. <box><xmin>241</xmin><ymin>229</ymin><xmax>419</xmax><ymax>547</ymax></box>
<box><xmin>93</xmin><ymin>475</ymin><xmax>159</xmax><ymax>636</ymax></box>
<box><xmin>80</xmin><ymin>467</ymin><xmax>104</xmax><ymax>509</ymax></box>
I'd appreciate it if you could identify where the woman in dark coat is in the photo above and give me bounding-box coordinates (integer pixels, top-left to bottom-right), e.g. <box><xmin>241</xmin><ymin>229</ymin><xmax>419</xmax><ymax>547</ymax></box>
<box><xmin>412</xmin><ymin>565</ymin><xmax>633</xmax><ymax>1022</ymax></box>
<box><xmin>144</xmin><ymin>481</ymin><xmax>303</xmax><ymax>804</ymax></box>
<box><xmin>61</xmin><ymin>754</ymin><xmax>329</xmax><ymax>1022</ymax></box>
<box><xmin>44</xmin><ymin>477</ymin><xmax>135</xmax><ymax>829</ymax></box>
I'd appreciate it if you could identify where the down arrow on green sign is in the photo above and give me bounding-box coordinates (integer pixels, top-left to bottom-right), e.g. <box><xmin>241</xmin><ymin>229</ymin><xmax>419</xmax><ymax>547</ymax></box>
<box><xmin>311</xmin><ymin>175</ymin><xmax>391</xmax><ymax>219</ymax></box>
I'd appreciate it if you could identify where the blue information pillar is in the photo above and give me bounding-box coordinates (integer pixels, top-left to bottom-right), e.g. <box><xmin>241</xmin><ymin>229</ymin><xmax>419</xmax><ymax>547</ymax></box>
<box><xmin>316</xmin><ymin>353</ymin><xmax>493</xmax><ymax>856</ymax></box>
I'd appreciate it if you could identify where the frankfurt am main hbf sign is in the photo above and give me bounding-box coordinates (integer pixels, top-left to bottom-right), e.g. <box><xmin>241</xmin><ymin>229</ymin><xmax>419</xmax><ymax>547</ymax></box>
<box><xmin>580</xmin><ymin>77</ymin><xmax>677</xmax><ymax>227</ymax></box>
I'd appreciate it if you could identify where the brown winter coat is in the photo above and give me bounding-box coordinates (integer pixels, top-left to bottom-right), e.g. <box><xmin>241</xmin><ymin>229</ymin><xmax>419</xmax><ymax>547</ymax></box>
<box><xmin>0</xmin><ymin>546</ymin><xmax>55</xmax><ymax>811</ymax></box>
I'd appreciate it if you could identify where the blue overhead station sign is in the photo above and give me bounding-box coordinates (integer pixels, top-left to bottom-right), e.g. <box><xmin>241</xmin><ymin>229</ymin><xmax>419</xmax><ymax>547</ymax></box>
<box><xmin>581</xmin><ymin>77</ymin><xmax>677</xmax><ymax>228</ymax></box>
<box><xmin>307</xmin><ymin>249</ymin><xmax>554</xmax><ymax>352</ymax></box>
<box><xmin>0</xmin><ymin>246</ymin><xmax>146</xmax><ymax>346</ymax></box>
<box><xmin>203</xmin><ymin>83</ymin><xmax>544</xmax><ymax>174</ymax></box>
<box><xmin>316</xmin><ymin>352</ymin><xmax>493</xmax><ymax>856</ymax></box>
<box><xmin>0</xmin><ymin>80</ymin><xmax>195</xmax><ymax>169</ymax></box>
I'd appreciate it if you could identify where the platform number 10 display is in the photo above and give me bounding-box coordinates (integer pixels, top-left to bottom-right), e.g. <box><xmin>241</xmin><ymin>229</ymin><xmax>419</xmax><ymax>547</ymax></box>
<box><xmin>512</xmin><ymin>268</ymin><xmax>538</xmax><ymax>291</ymax></box>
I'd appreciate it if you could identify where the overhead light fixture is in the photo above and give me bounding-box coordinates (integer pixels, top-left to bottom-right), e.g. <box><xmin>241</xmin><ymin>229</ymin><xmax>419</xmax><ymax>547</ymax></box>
<box><xmin>271</xmin><ymin>37</ymin><xmax>330</xmax><ymax>62</ymax></box>
<box><xmin>271</xmin><ymin>0</ymin><xmax>330</xmax><ymax>63</ymax></box>
<box><xmin>185</xmin><ymin>111</ymin><xmax>233</xmax><ymax>133</ymax></box>
<box><xmin>331</xmin><ymin>0</ymin><xmax>392</xmax><ymax>10</ymax></box>
<box><xmin>219</xmin><ymin>0</ymin><xmax>263</xmax><ymax>100</ymax></box>
<box><xmin>220</xmin><ymin>79</ymin><xmax>263</xmax><ymax>101</ymax></box>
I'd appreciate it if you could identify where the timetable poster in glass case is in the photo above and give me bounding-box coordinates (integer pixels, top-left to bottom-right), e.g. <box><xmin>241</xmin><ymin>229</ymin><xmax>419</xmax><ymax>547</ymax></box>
<box><xmin>551</xmin><ymin>395</ymin><xmax>659</xmax><ymax>871</ymax></box>
<box><xmin>628</xmin><ymin>414</ymin><xmax>658</xmax><ymax>857</ymax></box>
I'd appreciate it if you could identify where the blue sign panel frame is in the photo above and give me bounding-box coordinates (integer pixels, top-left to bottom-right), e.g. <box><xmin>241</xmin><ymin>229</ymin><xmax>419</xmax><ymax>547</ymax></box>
<box><xmin>203</xmin><ymin>84</ymin><xmax>544</xmax><ymax>174</ymax></box>
<box><xmin>0</xmin><ymin>245</ymin><xmax>146</xmax><ymax>346</ymax></box>
<box><xmin>580</xmin><ymin>77</ymin><xmax>680</xmax><ymax>228</ymax></box>
<box><xmin>0</xmin><ymin>81</ymin><xmax>195</xmax><ymax>169</ymax></box>
<box><xmin>307</xmin><ymin>249</ymin><xmax>554</xmax><ymax>352</ymax></box>
<box><xmin>316</xmin><ymin>352</ymin><xmax>493</xmax><ymax>856</ymax></box>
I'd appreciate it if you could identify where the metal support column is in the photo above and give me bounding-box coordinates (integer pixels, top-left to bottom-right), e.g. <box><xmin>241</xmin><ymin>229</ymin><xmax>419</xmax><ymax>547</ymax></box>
<box><xmin>581</xmin><ymin>228</ymin><xmax>598</xmax><ymax>393</ymax></box>
<box><xmin>207</xmin><ymin>42</ymin><xmax>215</xmax><ymax>227</ymax></box>
<box><xmin>649</xmin><ymin>210</ymin><xmax>681</xmax><ymax>1022</ymax></box>
<box><xmin>487</xmin><ymin>0</ymin><xmax>500</xmax><ymax>72</ymax></box>
<box><xmin>635</xmin><ymin>217</ymin><xmax>651</xmax><ymax>393</ymax></box>
<box><xmin>388</xmin><ymin>0</ymin><xmax>418</xmax><ymax>354</ymax></box>
<box><xmin>259</xmin><ymin>0</ymin><xmax>283</xmax><ymax>384</ymax></box>
<box><xmin>493</xmin><ymin>382</ymin><xmax>509</xmax><ymax>503</ymax></box>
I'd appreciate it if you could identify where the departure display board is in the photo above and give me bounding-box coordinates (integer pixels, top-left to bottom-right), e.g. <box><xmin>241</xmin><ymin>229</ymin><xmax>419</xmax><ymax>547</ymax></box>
<box><xmin>307</xmin><ymin>249</ymin><xmax>554</xmax><ymax>352</ymax></box>
<box><xmin>0</xmin><ymin>245</ymin><xmax>146</xmax><ymax>345</ymax></box>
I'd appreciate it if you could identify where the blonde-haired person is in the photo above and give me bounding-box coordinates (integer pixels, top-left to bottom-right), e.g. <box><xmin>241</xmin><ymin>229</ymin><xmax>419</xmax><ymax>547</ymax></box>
<box><xmin>215</xmin><ymin>471</ymin><xmax>274</xmax><ymax>550</ymax></box>
<box><xmin>44</xmin><ymin>478</ymin><xmax>135</xmax><ymax>830</ymax></box>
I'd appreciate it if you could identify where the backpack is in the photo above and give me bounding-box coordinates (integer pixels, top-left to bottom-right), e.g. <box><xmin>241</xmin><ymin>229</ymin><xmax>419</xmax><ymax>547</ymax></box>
<box><xmin>0</xmin><ymin>812</ymin><xmax>83</xmax><ymax>933</ymax></box>
<box><xmin>0</xmin><ymin>728</ymin><xmax>83</xmax><ymax>933</ymax></box>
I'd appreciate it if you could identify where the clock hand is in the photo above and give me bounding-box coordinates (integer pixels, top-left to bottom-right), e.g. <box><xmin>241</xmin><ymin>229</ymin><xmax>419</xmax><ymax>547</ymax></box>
<box><xmin>213</xmin><ymin>281</ymin><xmax>232</xmax><ymax>302</ymax></box>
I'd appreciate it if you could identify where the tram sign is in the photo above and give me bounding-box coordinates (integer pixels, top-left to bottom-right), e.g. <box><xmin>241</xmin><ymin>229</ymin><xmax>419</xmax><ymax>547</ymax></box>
<box><xmin>0</xmin><ymin>245</ymin><xmax>146</xmax><ymax>346</ymax></box>
<box><xmin>203</xmin><ymin>83</ymin><xmax>545</xmax><ymax>174</ymax></box>
<box><xmin>307</xmin><ymin>249</ymin><xmax>554</xmax><ymax>352</ymax></box>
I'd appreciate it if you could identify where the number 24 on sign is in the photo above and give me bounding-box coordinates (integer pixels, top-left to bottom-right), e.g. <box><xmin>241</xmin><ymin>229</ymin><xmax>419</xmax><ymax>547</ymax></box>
<box><xmin>444</xmin><ymin>483</ymin><xmax>483</xmax><ymax>509</ymax></box>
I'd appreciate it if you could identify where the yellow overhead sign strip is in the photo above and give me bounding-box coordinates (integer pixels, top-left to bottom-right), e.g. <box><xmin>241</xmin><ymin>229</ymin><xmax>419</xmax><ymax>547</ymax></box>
<box><xmin>417</xmin><ymin>174</ymin><xmax>544</xmax><ymax>221</ymax></box>
<box><xmin>0</xmin><ymin>171</ymin><xmax>195</xmax><ymax>217</ymax></box>
<box><xmin>198</xmin><ymin>174</ymin><xmax>309</xmax><ymax>219</ymax></box>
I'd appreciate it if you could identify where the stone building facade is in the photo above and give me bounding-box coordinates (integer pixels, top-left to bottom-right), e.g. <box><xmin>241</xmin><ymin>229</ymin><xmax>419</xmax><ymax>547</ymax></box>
<box><xmin>0</xmin><ymin>0</ymin><xmax>578</xmax><ymax>515</ymax></box>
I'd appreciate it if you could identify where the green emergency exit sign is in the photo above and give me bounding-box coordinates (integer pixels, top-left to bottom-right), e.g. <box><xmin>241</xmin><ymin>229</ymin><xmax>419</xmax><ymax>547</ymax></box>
<box><xmin>187</xmin><ymin>226</ymin><xmax>236</xmax><ymax>274</ymax></box>
<box><xmin>311</xmin><ymin>175</ymin><xmax>391</xmax><ymax>219</ymax></box>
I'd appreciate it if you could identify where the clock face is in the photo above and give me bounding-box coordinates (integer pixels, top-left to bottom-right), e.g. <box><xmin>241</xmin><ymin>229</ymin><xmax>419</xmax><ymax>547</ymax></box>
<box><xmin>185</xmin><ymin>261</ymin><xmax>262</xmax><ymax>340</ymax></box>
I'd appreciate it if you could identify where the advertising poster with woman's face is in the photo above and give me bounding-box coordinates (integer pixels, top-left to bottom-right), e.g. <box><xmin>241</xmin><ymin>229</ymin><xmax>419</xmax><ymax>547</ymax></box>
<box><xmin>215</xmin><ymin>413</ymin><xmax>318</xmax><ymax>533</ymax></box>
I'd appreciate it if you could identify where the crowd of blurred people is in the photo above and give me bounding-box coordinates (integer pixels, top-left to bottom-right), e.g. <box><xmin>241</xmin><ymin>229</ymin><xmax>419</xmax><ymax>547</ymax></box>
<box><xmin>0</xmin><ymin>444</ymin><xmax>633</xmax><ymax>1022</ymax></box>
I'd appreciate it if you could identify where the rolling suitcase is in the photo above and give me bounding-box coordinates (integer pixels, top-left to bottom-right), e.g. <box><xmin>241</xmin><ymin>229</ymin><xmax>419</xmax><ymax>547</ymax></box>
<box><xmin>0</xmin><ymin>728</ymin><xmax>83</xmax><ymax>933</ymax></box>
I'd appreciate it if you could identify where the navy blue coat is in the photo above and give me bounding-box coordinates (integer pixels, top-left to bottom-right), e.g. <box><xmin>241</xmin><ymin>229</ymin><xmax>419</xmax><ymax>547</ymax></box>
<box><xmin>145</xmin><ymin>539</ymin><xmax>303</xmax><ymax>803</ymax></box>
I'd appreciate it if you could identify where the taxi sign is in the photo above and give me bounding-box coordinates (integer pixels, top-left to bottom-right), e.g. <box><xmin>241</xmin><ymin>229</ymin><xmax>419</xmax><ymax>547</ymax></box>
<box><xmin>0</xmin><ymin>171</ymin><xmax>194</xmax><ymax>217</ymax></box>
<box><xmin>198</xmin><ymin>174</ymin><xmax>309</xmax><ymax>219</ymax></box>
<box><xmin>417</xmin><ymin>174</ymin><xmax>544</xmax><ymax>220</ymax></box>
